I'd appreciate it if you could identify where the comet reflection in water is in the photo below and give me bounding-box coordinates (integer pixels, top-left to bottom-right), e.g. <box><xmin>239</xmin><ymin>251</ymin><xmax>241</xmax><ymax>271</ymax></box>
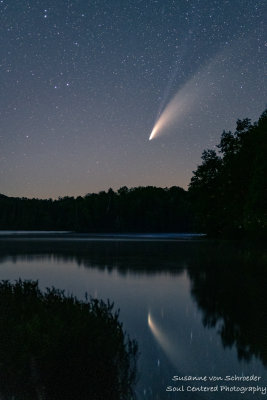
<box><xmin>147</xmin><ymin>312</ymin><xmax>181</xmax><ymax>368</ymax></box>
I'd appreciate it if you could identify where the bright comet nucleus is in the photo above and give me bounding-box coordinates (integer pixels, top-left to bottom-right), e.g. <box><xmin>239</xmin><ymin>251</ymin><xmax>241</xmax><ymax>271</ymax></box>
<box><xmin>149</xmin><ymin>126</ymin><xmax>158</xmax><ymax>140</ymax></box>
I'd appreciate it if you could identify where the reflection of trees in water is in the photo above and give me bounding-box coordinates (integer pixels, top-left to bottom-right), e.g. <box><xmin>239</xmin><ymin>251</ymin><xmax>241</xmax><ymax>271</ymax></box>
<box><xmin>187</xmin><ymin>241</ymin><xmax>267</xmax><ymax>367</ymax></box>
<box><xmin>0</xmin><ymin>240</ymin><xmax>192</xmax><ymax>274</ymax></box>
<box><xmin>0</xmin><ymin>239</ymin><xmax>266</xmax><ymax>368</ymax></box>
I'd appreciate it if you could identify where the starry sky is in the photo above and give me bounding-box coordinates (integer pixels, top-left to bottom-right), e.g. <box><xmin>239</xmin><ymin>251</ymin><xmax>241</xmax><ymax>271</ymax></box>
<box><xmin>1</xmin><ymin>0</ymin><xmax>266</xmax><ymax>199</ymax></box>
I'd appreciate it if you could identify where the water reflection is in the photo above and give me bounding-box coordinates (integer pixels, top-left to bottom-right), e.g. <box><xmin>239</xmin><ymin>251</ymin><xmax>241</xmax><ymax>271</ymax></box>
<box><xmin>0</xmin><ymin>240</ymin><xmax>189</xmax><ymax>273</ymax></box>
<box><xmin>0</xmin><ymin>237</ymin><xmax>266</xmax><ymax>398</ymax></box>
<box><xmin>148</xmin><ymin>312</ymin><xmax>182</xmax><ymax>369</ymax></box>
<box><xmin>186</xmin><ymin>241</ymin><xmax>267</xmax><ymax>367</ymax></box>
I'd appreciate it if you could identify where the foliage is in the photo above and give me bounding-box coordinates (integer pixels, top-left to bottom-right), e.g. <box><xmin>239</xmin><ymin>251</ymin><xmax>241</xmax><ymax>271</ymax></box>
<box><xmin>189</xmin><ymin>110</ymin><xmax>267</xmax><ymax>238</ymax></box>
<box><xmin>0</xmin><ymin>280</ymin><xmax>137</xmax><ymax>400</ymax></box>
<box><xmin>0</xmin><ymin>186</ymin><xmax>192</xmax><ymax>233</ymax></box>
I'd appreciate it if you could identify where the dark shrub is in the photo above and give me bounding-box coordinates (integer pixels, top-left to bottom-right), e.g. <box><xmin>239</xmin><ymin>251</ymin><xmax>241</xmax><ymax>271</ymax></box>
<box><xmin>0</xmin><ymin>280</ymin><xmax>137</xmax><ymax>400</ymax></box>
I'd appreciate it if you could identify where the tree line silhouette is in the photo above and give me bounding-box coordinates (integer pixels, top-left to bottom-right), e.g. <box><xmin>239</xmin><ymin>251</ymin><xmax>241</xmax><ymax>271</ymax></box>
<box><xmin>0</xmin><ymin>110</ymin><xmax>266</xmax><ymax>238</ymax></box>
<box><xmin>0</xmin><ymin>186</ymin><xmax>192</xmax><ymax>233</ymax></box>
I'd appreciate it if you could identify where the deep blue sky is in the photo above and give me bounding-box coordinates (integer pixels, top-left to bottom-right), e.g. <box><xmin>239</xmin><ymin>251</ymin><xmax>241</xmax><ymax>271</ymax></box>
<box><xmin>1</xmin><ymin>0</ymin><xmax>266</xmax><ymax>198</ymax></box>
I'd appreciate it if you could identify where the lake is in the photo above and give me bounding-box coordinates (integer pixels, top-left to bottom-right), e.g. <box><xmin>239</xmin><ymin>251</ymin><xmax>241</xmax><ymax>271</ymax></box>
<box><xmin>0</xmin><ymin>232</ymin><xmax>266</xmax><ymax>399</ymax></box>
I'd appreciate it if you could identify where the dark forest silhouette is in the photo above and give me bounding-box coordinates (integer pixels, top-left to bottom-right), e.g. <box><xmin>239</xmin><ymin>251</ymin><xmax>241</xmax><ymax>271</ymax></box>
<box><xmin>189</xmin><ymin>109</ymin><xmax>267</xmax><ymax>238</ymax></box>
<box><xmin>0</xmin><ymin>110</ymin><xmax>266</xmax><ymax>238</ymax></box>
<box><xmin>0</xmin><ymin>187</ymin><xmax>192</xmax><ymax>233</ymax></box>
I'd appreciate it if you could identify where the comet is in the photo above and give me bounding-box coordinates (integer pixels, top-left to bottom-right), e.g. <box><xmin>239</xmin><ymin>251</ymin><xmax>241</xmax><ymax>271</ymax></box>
<box><xmin>149</xmin><ymin>83</ymin><xmax>196</xmax><ymax>140</ymax></box>
<box><xmin>148</xmin><ymin>50</ymin><xmax>224</xmax><ymax>141</ymax></box>
<box><xmin>149</xmin><ymin>126</ymin><xmax>157</xmax><ymax>141</ymax></box>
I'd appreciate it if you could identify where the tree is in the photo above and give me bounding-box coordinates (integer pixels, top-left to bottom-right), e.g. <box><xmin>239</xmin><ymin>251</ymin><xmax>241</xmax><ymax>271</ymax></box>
<box><xmin>189</xmin><ymin>110</ymin><xmax>267</xmax><ymax>238</ymax></box>
<box><xmin>189</xmin><ymin>149</ymin><xmax>222</xmax><ymax>234</ymax></box>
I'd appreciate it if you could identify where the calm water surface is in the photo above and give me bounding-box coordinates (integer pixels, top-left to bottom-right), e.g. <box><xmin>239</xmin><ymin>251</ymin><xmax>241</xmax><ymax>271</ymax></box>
<box><xmin>0</xmin><ymin>233</ymin><xmax>266</xmax><ymax>399</ymax></box>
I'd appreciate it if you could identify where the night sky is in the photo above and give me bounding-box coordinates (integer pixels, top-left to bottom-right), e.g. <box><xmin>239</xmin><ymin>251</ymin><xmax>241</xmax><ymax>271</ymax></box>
<box><xmin>1</xmin><ymin>0</ymin><xmax>266</xmax><ymax>199</ymax></box>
